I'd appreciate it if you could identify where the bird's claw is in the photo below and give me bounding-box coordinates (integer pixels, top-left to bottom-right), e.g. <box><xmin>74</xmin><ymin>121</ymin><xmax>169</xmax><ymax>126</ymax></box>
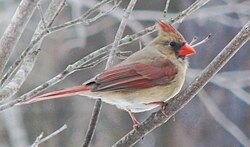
<box><xmin>144</xmin><ymin>101</ymin><xmax>168</xmax><ymax>116</ymax></box>
<box><xmin>133</xmin><ymin>123</ymin><xmax>139</xmax><ymax>130</ymax></box>
<box><xmin>160</xmin><ymin>102</ymin><xmax>168</xmax><ymax>116</ymax></box>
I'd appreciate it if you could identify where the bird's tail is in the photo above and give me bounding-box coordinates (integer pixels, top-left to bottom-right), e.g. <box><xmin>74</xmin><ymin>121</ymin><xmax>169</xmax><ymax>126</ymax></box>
<box><xmin>19</xmin><ymin>85</ymin><xmax>90</xmax><ymax>105</ymax></box>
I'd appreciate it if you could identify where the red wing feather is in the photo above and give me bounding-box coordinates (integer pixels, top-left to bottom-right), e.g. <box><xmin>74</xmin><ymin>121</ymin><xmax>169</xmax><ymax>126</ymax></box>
<box><xmin>96</xmin><ymin>65</ymin><xmax>138</xmax><ymax>83</ymax></box>
<box><xmin>86</xmin><ymin>60</ymin><xmax>177</xmax><ymax>92</ymax></box>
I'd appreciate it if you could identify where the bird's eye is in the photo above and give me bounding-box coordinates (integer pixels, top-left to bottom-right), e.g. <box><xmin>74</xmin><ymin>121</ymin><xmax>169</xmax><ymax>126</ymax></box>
<box><xmin>169</xmin><ymin>41</ymin><xmax>176</xmax><ymax>47</ymax></box>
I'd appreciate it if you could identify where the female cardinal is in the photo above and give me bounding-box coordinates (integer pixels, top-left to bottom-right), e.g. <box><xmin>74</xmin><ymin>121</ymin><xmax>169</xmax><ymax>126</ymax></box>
<box><xmin>22</xmin><ymin>21</ymin><xmax>196</xmax><ymax>127</ymax></box>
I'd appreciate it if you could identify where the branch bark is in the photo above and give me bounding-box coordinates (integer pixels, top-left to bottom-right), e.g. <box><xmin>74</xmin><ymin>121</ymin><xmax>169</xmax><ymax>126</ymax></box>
<box><xmin>112</xmin><ymin>20</ymin><xmax>250</xmax><ymax>147</ymax></box>
<box><xmin>0</xmin><ymin>0</ymin><xmax>40</xmax><ymax>74</ymax></box>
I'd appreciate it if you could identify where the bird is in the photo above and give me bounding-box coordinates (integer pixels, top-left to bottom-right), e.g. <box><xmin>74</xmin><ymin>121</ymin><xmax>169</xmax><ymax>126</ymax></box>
<box><xmin>21</xmin><ymin>21</ymin><xmax>196</xmax><ymax>128</ymax></box>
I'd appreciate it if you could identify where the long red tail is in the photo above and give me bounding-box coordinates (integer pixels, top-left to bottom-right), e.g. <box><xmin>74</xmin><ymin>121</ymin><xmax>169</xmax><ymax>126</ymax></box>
<box><xmin>19</xmin><ymin>85</ymin><xmax>90</xmax><ymax>105</ymax></box>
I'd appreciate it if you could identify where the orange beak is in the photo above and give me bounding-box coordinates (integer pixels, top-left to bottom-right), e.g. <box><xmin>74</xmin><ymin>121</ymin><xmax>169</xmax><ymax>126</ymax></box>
<box><xmin>179</xmin><ymin>43</ymin><xmax>196</xmax><ymax>56</ymax></box>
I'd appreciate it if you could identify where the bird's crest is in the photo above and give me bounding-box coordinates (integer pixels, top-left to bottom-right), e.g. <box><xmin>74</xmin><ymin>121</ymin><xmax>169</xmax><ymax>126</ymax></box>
<box><xmin>156</xmin><ymin>20</ymin><xmax>186</xmax><ymax>42</ymax></box>
<box><xmin>157</xmin><ymin>21</ymin><xmax>175</xmax><ymax>33</ymax></box>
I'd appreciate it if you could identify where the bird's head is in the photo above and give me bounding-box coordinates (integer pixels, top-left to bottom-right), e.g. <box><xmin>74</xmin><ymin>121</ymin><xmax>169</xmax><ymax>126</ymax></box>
<box><xmin>152</xmin><ymin>21</ymin><xmax>196</xmax><ymax>60</ymax></box>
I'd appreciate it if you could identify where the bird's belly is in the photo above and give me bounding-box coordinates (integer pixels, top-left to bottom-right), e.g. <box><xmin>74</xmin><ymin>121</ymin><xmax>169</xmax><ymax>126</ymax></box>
<box><xmin>81</xmin><ymin>78</ymin><xmax>184</xmax><ymax>113</ymax></box>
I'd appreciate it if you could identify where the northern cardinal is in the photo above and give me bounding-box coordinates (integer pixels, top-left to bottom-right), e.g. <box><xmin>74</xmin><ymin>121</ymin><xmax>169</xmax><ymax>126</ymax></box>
<box><xmin>21</xmin><ymin>21</ymin><xmax>196</xmax><ymax>127</ymax></box>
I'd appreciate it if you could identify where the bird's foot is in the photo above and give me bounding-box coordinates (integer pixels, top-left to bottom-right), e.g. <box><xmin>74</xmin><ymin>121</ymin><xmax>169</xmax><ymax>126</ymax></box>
<box><xmin>129</xmin><ymin>111</ymin><xmax>140</xmax><ymax>130</ymax></box>
<box><xmin>144</xmin><ymin>101</ymin><xmax>168</xmax><ymax>116</ymax></box>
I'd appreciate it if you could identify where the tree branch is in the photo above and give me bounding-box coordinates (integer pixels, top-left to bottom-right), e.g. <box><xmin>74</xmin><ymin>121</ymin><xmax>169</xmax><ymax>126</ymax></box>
<box><xmin>82</xmin><ymin>0</ymin><xmax>137</xmax><ymax>146</ymax></box>
<box><xmin>105</xmin><ymin>0</ymin><xmax>137</xmax><ymax>68</ymax></box>
<box><xmin>1</xmin><ymin>0</ymin><xmax>115</xmax><ymax>87</ymax></box>
<box><xmin>0</xmin><ymin>0</ymin><xmax>67</xmax><ymax>101</ymax></box>
<box><xmin>82</xmin><ymin>100</ymin><xmax>102</xmax><ymax>147</ymax></box>
<box><xmin>30</xmin><ymin>124</ymin><xmax>67</xmax><ymax>147</ymax></box>
<box><xmin>0</xmin><ymin>0</ymin><xmax>40</xmax><ymax>74</ymax></box>
<box><xmin>0</xmin><ymin>0</ymin><xmax>209</xmax><ymax>111</ymax></box>
<box><xmin>112</xmin><ymin>20</ymin><xmax>250</xmax><ymax>147</ymax></box>
<box><xmin>163</xmin><ymin>0</ymin><xmax>171</xmax><ymax>18</ymax></box>
<box><xmin>0</xmin><ymin>0</ymin><xmax>117</xmax><ymax>100</ymax></box>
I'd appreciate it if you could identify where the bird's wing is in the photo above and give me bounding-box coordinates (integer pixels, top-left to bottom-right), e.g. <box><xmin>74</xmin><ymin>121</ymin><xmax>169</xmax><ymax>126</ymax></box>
<box><xmin>85</xmin><ymin>59</ymin><xmax>178</xmax><ymax>92</ymax></box>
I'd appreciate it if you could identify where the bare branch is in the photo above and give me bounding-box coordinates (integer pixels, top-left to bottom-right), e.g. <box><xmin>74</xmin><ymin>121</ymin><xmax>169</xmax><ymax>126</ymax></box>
<box><xmin>0</xmin><ymin>0</ymin><xmax>116</xmax><ymax>101</ymax></box>
<box><xmin>0</xmin><ymin>0</ymin><xmax>207</xmax><ymax>111</ymax></box>
<box><xmin>0</xmin><ymin>0</ymin><xmax>115</xmax><ymax>87</ymax></box>
<box><xmin>83</xmin><ymin>0</ymin><xmax>137</xmax><ymax>146</ymax></box>
<box><xmin>116</xmin><ymin>51</ymin><xmax>133</xmax><ymax>59</ymax></box>
<box><xmin>163</xmin><ymin>0</ymin><xmax>171</xmax><ymax>18</ymax></box>
<box><xmin>47</xmin><ymin>0</ymin><xmax>115</xmax><ymax>32</ymax></box>
<box><xmin>82</xmin><ymin>100</ymin><xmax>102</xmax><ymax>147</ymax></box>
<box><xmin>31</xmin><ymin>132</ymin><xmax>43</xmax><ymax>147</ymax></box>
<box><xmin>0</xmin><ymin>0</ymin><xmax>67</xmax><ymax>101</ymax></box>
<box><xmin>37</xmin><ymin>2</ymin><xmax>47</xmax><ymax>30</ymax></box>
<box><xmin>112</xmin><ymin>20</ymin><xmax>250</xmax><ymax>147</ymax></box>
<box><xmin>85</xmin><ymin>1</ymin><xmax>121</xmax><ymax>25</ymax></box>
<box><xmin>106</xmin><ymin>0</ymin><xmax>137</xmax><ymax>68</ymax></box>
<box><xmin>169</xmin><ymin>0</ymin><xmax>210</xmax><ymax>24</ymax></box>
<box><xmin>192</xmin><ymin>33</ymin><xmax>212</xmax><ymax>47</ymax></box>
<box><xmin>189</xmin><ymin>36</ymin><xmax>198</xmax><ymax>45</ymax></box>
<box><xmin>0</xmin><ymin>0</ymin><xmax>67</xmax><ymax>87</ymax></box>
<box><xmin>75</xmin><ymin>55</ymin><xmax>108</xmax><ymax>70</ymax></box>
<box><xmin>0</xmin><ymin>0</ymin><xmax>210</xmax><ymax>111</ymax></box>
<box><xmin>0</xmin><ymin>0</ymin><xmax>40</xmax><ymax>74</ymax></box>
<box><xmin>30</xmin><ymin>124</ymin><xmax>67</xmax><ymax>147</ymax></box>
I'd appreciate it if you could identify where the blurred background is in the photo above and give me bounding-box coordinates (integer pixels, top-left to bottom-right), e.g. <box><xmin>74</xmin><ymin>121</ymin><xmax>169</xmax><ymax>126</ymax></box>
<box><xmin>0</xmin><ymin>0</ymin><xmax>250</xmax><ymax>146</ymax></box>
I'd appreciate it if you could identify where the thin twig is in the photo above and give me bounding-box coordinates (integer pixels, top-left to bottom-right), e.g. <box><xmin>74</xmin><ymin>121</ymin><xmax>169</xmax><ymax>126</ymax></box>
<box><xmin>0</xmin><ymin>0</ymin><xmax>114</xmax><ymax>87</ymax></box>
<box><xmin>106</xmin><ymin>0</ymin><xmax>137</xmax><ymax>68</ymax></box>
<box><xmin>37</xmin><ymin>2</ymin><xmax>47</xmax><ymax>30</ymax></box>
<box><xmin>0</xmin><ymin>0</ymin><xmax>40</xmax><ymax>75</ymax></box>
<box><xmin>112</xmin><ymin>20</ymin><xmax>250</xmax><ymax>147</ymax></box>
<box><xmin>82</xmin><ymin>100</ymin><xmax>102</xmax><ymax>147</ymax></box>
<box><xmin>30</xmin><ymin>124</ymin><xmax>67</xmax><ymax>147</ymax></box>
<box><xmin>85</xmin><ymin>0</ymin><xmax>122</xmax><ymax>25</ymax></box>
<box><xmin>83</xmin><ymin>0</ymin><xmax>137</xmax><ymax>146</ymax></box>
<box><xmin>169</xmin><ymin>0</ymin><xmax>210</xmax><ymax>24</ymax></box>
<box><xmin>0</xmin><ymin>0</ymin><xmax>209</xmax><ymax>111</ymax></box>
<box><xmin>0</xmin><ymin>0</ymin><xmax>67</xmax><ymax>87</ymax></box>
<box><xmin>31</xmin><ymin>132</ymin><xmax>44</xmax><ymax>147</ymax></box>
<box><xmin>0</xmin><ymin>0</ymin><xmax>116</xmax><ymax>100</ymax></box>
<box><xmin>75</xmin><ymin>55</ymin><xmax>108</xmax><ymax>70</ymax></box>
<box><xmin>0</xmin><ymin>0</ymin><xmax>67</xmax><ymax>100</ymax></box>
<box><xmin>192</xmin><ymin>33</ymin><xmax>212</xmax><ymax>47</ymax></box>
<box><xmin>163</xmin><ymin>0</ymin><xmax>171</xmax><ymax>18</ymax></box>
<box><xmin>48</xmin><ymin>0</ymin><xmax>115</xmax><ymax>32</ymax></box>
<box><xmin>189</xmin><ymin>36</ymin><xmax>198</xmax><ymax>45</ymax></box>
<box><xmin>116</xmin><ymin>51</ymin><xmax>133</xmax><ymax>59</ymax></box>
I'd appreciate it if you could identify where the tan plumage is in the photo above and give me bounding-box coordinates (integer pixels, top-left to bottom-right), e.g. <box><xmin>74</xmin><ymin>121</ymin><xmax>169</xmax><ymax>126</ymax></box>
<box><xmin>21</xmin><ymin>21</ymin><xmax>196</xmax><ymax>126</ymax></box>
